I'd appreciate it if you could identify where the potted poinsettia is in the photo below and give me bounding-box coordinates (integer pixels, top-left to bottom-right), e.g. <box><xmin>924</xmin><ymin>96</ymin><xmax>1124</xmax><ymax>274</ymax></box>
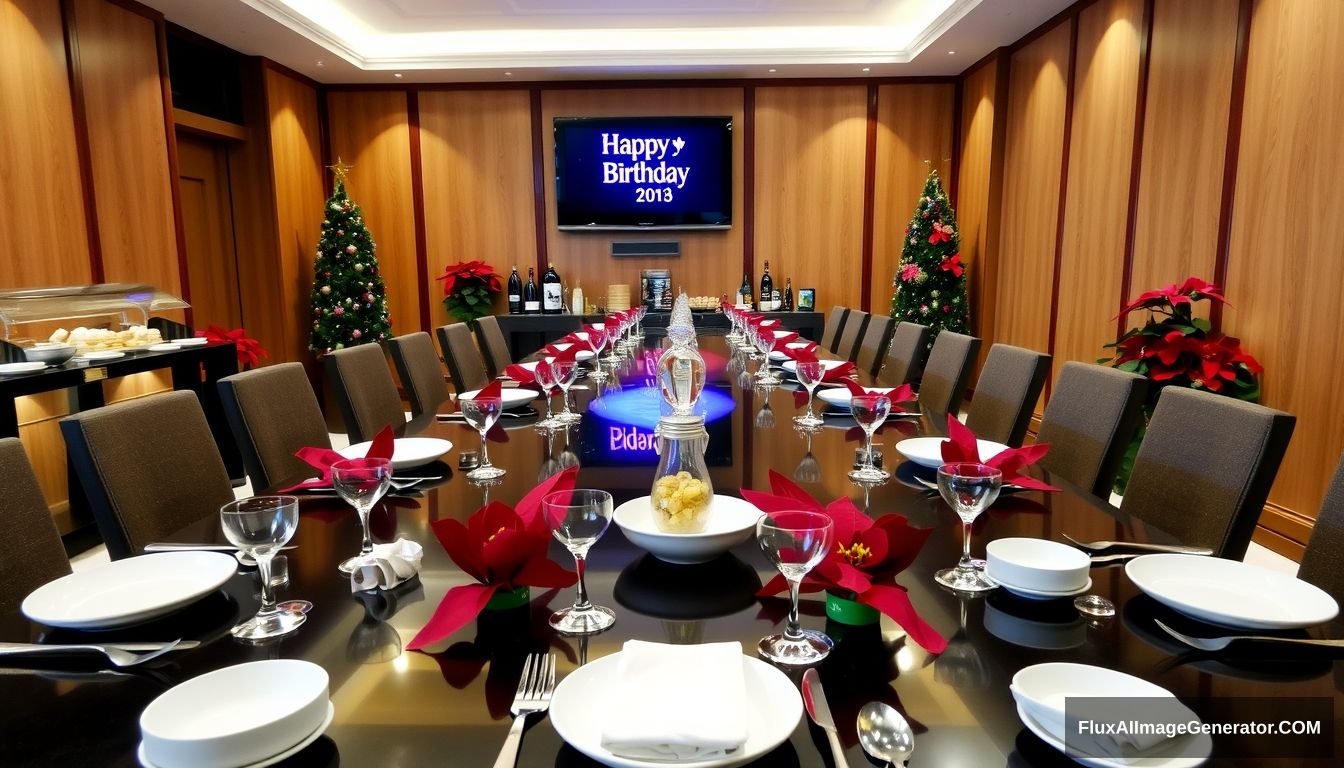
<box><xmin>195</xmin><ymin>325</ymin><xmax>269</xmax><ymax>370</ymax></box>
<box><xmin>436</xmin><ymin>260</ymin><xmax>502</xmax><ymax>327</ymax></box>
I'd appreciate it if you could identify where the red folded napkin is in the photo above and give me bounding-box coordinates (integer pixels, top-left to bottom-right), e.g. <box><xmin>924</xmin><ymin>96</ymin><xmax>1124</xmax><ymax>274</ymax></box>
<box><xmin>503</xmin><ymin>363</ymin><xmax>537</xmax><ymax>386</ymax></box>
<box><xmin>771</xmin><ymin>331</ymin><xmax>799</xmax><ymax>345</ymax></box>
<box><xmin>281</xmin><ymin>424</ymin><xmax>395</xmax><ymax>492</ymax></box>
<box><xmin>939</xmin><ymin>414</ymin><xmax>1059</xmax><ymax>492</ymax></box>
<box><xmin>843</xmin><ymin>380</ymin><xmax>916</xmax><ymax>408</ymax></box>
<box><xmin>541</xmin><ymin>342</ymin><xmax>583</xmax><ymax>363</ymax></box>
<box><xmin>777</xmin><ymin>341</ymin><xmax>820</xmax><ymax>361</ymax></box>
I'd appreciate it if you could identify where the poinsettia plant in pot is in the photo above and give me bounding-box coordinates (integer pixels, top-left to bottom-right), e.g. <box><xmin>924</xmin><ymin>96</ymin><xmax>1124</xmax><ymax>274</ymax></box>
<box><xmin>437</xmin><ymin>260</ymin><xmax>502</xmax><ymax>327</ymax></box>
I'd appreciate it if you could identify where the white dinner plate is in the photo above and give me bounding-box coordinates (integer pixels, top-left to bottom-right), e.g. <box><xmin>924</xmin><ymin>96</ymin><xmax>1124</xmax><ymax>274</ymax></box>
<box><xmin>893</xmin><ymin>436</ymin><xmax>1009</xmax><ymax>469</ymax></box>
<box><xmin>613</xmin><ymin>495</ymin><xmax>762</xmax><ymax>564</ymax></box>
<box><xmin>457</xmin><ymin>387</ymin><xmax>539</xmax><ymax>411</ymax></box>
<box><xmin>991</xmin><ymin>575</ymin><xmax>1092</xmax><ymax>601</ymax></box>
<box><xmin>1016</xmin><ymin>703</ymin><xmax>1209</xmax><ymax>768</ymax></box>
<box><xmin>780</xmin><ymin>359</ymin><xmax>849</xmax><ymax>375</ymax></box>
<box><xmin>340</xmin><ymin>437</ymin><xmax>453</xmax><ymax>470</ymax></box>
<box><xmin>815</xmin><ymin>387</ymin><xmax>916</xmax><ymax>411</ymax></box>
<box><xmin>1125</xmin><ymin>553</ymin><xmax>1338</xmax><ymax>630</ymax></box>
<box><xmin>76</xmin><ymin>350</ymin><xmax>125</xmax><ymax>361</ymax></box>
<box><xmin>147</xmin><ymin>343</ymin><xmax>182</xmax><ymax>352</ymax></box>
<box><xmin>138</xmin><ymin>704</ymin><xmax>333</xmax><ymax>768</ymax></box>
<box><xmin>548</xmin><ymin>343</ymin><xmax>596</xmax><ymax>361</ymax></box>
<box><xmin>0</xmin><ymin>361</ymin><xmax>46</xmax><ymax>375</ymax></box>
<box><xmin>767</xmin><ymin>342</ymin><xmax>812</xmax><ymax>361</ymax></box>
<box><xmin>22</xmin><ymin>551</ymin><xmax>236</xmax><ymax>629</ymax></box>
<box><xmin>550</xmin><ymin>652</ymin><xmax>801</xmax><ymax>768</ymax></box>
<box><xmin>175</xmin><ymin>337</ymin><xmax>209</xmax><ymax>347</ymax></box>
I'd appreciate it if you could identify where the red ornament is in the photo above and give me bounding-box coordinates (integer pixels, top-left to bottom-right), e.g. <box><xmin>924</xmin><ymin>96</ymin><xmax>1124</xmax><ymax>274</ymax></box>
<box><xmin>938</xmin><ymin>254</ymin><xmax>964</xmax><ymax>277</ymax></box>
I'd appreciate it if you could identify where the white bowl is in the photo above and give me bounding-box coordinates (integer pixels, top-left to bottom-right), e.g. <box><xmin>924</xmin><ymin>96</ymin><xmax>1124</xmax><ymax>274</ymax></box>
<box><xmin>22</xmin><ymin>344</ymin><xmax>76</xmax><ymax>365</ymax></box>
<box><xmin>458</xmin><ymin>387</ymin><xmax>539</xmax><ymax>411</ymax></box>
<box><xmin>140</xmin><ymin>660</ymin><xmax>330</xmax><ymax>768</ymax></box>
<box><xmin>614</xmin><ymin>495</ymin><xmax>762</xmax><ymax>564</ymax></box>
<box><xmin>893</xmin><ymin>436</ymin><xmax>1009</xmax><ymax>469</ymax></box>
<box><xmin>986</xmin><ymin>538</ymin><xmax>1090</xmax><ymax>593</ymax></box>
<box><xmin>340</xmin><ymin>436</ymin><xmax>453</xmax><ymax>470</ymax></box>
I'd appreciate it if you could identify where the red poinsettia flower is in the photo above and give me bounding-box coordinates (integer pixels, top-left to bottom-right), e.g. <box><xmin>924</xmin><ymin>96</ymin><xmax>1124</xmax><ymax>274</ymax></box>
<box><xmin>196</xmin><ymin>325</ymin><xmax>269</xmax><ymax>369</ymax></box>
<box><xmin>436</xmin><ymin>260</ymin><xmax>503</xmax><ymax>296</ymax></box>
<box><xmin>1117</xmin><ymin>275</ymin><xmax>1229</xmax><ymax>317</ymax></box>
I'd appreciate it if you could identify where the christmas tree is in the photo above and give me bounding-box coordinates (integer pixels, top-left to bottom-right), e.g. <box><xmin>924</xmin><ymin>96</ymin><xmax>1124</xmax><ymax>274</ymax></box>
<box><xmin>890</xmin><ymin>170</ymin><xmax>970</xmax><ymax>344</ymax></box>
<box><xmin>308</xmin><ymin>165</ymin><xmax>392</xmax><ymax>356</ymax></box>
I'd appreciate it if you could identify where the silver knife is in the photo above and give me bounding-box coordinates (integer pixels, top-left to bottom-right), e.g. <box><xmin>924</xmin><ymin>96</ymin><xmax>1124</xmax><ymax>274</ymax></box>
<box><xmin>143</xmin><ymin>543</ymin><xmax>296</xmax><ymax>553</ymax></box>
<box><xmin>802</xmin><ymin>668</ymin><xmax>849</xmax><ymax>768</ymax></box>
<box><xmin>0</xmin><ymin>641</ymin><xmax>200</xmax><ymax>652</ymax></box>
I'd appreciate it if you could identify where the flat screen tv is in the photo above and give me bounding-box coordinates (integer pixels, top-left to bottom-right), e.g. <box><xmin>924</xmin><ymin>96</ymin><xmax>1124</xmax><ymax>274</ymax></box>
<box><xmin>554</xmin><ymin>116</ymin><xmax>733</xmax><ymax>231</ymax></box>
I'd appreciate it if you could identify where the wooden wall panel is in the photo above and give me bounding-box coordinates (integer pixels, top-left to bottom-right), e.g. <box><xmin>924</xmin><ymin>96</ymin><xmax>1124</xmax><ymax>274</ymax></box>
<box><xmin>541</xmin><ymin>88</ymin><xmax>745</xmax><ymax>306</ymax></box>
<box><xmin>956</xmin><ymin>58</ymin><xmax>1003</xmax><ymax>367</ymax></box>
<box><xmin>1128</xmin><ymin>0</ymin><xmax>1238</xmax><ymax>300</ymax></box>
<box><xmin>0</xmin><ymin>0</ymin><xmax>90</xmax><ymax>290</ymax></box>
<box><xmin>871</xmin><ymin>84</ymin><xmax>956</xmax><ymax>314</ymax></box>
<box><xmin>754</xmin><ymin>86</ymin><xmax>868</xmax><ymax>312</ymax></box>
<box><xmin>417</xmin><ymin>90</ymin><xmax>534</xmax><ymax>326</ymax></box>
<box><xmin>71</xmin><ymin>0</ymin><xmax>179</xmax><ymax>293</ymax></box>
<box><xmin>1053</xmin><ymin>0</ymin><xmax>1143</xmax><ymax>379</ymax></box>
<box><xmin>325</xmin><ymin>91</ymin><xmax>421</xmax><ymax>337</ymax></box>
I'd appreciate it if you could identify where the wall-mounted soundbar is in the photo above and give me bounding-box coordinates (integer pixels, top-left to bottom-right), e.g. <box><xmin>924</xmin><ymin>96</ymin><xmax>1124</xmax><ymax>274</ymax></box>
<box><xmin>611</xmin><ymin>241</ymin><xmax>681</xmax><ymax>258</ymax></box>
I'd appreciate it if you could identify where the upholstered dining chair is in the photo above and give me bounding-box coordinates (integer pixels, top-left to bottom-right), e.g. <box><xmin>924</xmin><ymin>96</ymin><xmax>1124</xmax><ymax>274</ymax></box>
<box><xmin>876</xmin><ymin>321</ymin><xmax>930</xmax><ymax>387</ymax></box>
<box><xmin>1035</xmin><ymin>362</ymin><xmax>1148</xmax><ymax>498</ymax></box>
<box><xmin>834</xmin><ymin>310</ymin><xmax>870</xmax><ymax>362</ymax></box>
<box><xmin>916</xmin><ymin>330</ymin><xmax>981</xmax><ymax>417</ymax></box>
<box><xmin>1120</xmin><ymin>386</ymin><xmax>1295</xmax><ymax>560</ymax></box>
<box><xmin>324</xmin><ymin>343</ymin><xmax>407</xmax><ymax>444</ymax></box>
<box><xmin>854</xmin><ymin>315</ymin><xmax>895</xmax><ymax>376</ymax></box>
<box><xmin>964</xmin><ymin>343</ymin><xmax>1051</xmax><ymax>446</ymax></box>
<box><xmin>474</xmin><ymin>315</ymin><xmax>513</xmax><ymax>379</ymax></box>
<box><xmin>388</xmin><ymin>332</ymin><xmax>452</xmax><ymax>418</ymax></box>
<box><xmin>218</xmin><ymin>362</ymin><xmax>331</xmax><ymax>491</ymax></box>
<box><xmin>0</xmin><ymin>437</ymin><xmax>71</xmax><ymax>617</ymax></box>
<box><xmin>436</xmin><ymin>322</ymin><xmax>490</xmax><ymax>397</ymax></box>
<box><xmin>1294</xmin><ymin>454</ymin><xmax>1344</xmax><ymax>605</ymax></box>
<box><xmin>818</xmin><ymin>307</ymin><xmax>849</xmax><ymax>353</ymax></box>
<box><xmin>60</xmin><ymin>391</ymin><xmax>236</xmax><ymax>560</ymax></box>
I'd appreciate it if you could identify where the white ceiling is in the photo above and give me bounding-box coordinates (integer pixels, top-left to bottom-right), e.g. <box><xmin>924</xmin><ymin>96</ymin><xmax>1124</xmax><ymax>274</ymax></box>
<box><xmin>143</xmin><ymin>0</ymin><xmax>1074</xmax><ymax>83</ymax></box>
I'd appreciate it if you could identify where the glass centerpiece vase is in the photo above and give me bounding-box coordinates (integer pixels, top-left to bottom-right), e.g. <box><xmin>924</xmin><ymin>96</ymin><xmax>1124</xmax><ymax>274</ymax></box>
<box><xmin>651</xmin><ymin>322</ymin><xmax>714</xmax><ymax>533</ymax></box>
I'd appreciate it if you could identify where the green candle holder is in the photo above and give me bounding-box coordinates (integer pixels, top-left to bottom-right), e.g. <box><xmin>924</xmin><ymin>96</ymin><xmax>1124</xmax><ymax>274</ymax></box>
<box><xmin>826</xmin><ymin>591</ymin><xmax>880</xmax><ymax>626</ymax></box>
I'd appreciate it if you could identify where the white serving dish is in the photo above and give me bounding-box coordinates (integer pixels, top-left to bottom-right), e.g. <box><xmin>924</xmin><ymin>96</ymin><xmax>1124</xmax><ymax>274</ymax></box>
<box><xmin>139</xmin><ymin>660</ymin><xmax>331</xmax><ymax>768</ymax></box>
<box><xmin>22</xmin><ymin>343</ymin><xmax>77</xmax><ymax>366</ymax></box>
<box><xmin>458</xmin><ymin>387</ymin><xmax>539</xmax><ymax>411</ymax></box>
<box><xmin>0</xmin><ymin>361</ymin><xmax>47</xmax><ymax>375</ymax></box>
<box><xmin>614</xmin><ymin>495</ymin><xmax>761</xmax><ymax>564</ymax></box>
<box><xmin>22</xmin><ymin>551</ymin><xmax>236</xmax><ymax>629</ymax></box>
<box><xmin>893</xmin><ymin>436</ymin><xmax>1009</xmax><ymax>469</ymax></box>
<box><xmin>175</xmin><ymin>337</ymin><xmax>210</xmax><ymax>347</ymax></box>
<box><xmin>986</xmin><ymin>538</ymin><xmax>1090</xmax><ymax>593</ymax></box>
<box><xmin>340</xmin><ymin>436</ymin><xmax>453</xmax><ymax>470</ymax></box>
<box><xmin>1125</xmin><ymin>553</ymin><xmax>1338</xmax><ymax>630</ymax></box>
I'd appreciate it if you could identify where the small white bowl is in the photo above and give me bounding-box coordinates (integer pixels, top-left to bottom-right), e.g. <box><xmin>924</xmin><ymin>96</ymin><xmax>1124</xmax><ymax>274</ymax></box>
<box><xmin>22</xmin><ymin>343</ymin><xmax>76</xmax><ymax>366</ymax></box>
<box><xmin>340</xmin><ymin>437</ymin><xmax>452</xmax><ymax>470</ymax></box>
<box><xmin>140</xmin><ymin>660</ymin><xmax>330</xmax><ymax>768</ymax></box>
<box><xmin>614</xmin><ymin>495</ymin><xmax>762</xmax><ymax>564</ymax></box>
<box><xmin>986</xmin><ymin>538</ymin><xmax>1090</xmax><ymax>594</ymax></box>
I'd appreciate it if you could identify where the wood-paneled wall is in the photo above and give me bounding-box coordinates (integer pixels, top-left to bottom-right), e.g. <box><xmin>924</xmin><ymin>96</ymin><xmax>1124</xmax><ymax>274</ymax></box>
<box><xmin>957</xmin><ymin>56</ymin><xmax>1006</xmax><ymax>370</ymax></box>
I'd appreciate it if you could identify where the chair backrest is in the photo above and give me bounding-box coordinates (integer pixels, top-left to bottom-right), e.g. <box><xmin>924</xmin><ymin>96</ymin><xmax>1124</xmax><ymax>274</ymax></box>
<box><xmin>60</xmin><ymin>391</ymin><xmax>235</xmax><ymax>560</ymax></box>
<box><xmin>0</xmin><ymin>437</ymin><xmax>71</xmax><ymax>617</ymax></box>
<box><xmin>1298</xmin><ymin>454</ymin><xmax>1344</xmax><ymax>606</ymax></box>
<box><xmin>818</xmin><ymin>307</ymin><xmax>849</xmax><ymax>352</ymax></box>
<box><xmin>1035</xmin><ymin>362</ymin><xmax>1148</xmax><ymax>498</ymax></box>
<box><xmin>834</xmin><ymin>310</ymin><xmax>869</xmax><ymax>362</ymax></box>
<box><xmin>474</xmin><ymin>315</ymin><xmax>513</xmax><ymax>379</ymax></box>
<box><xmin>436</xmin><ymin>322</ymin><xmax>490</xmax><ymax>396</ymax></box>
<box><xmin>388</xmin><ymin>332</ymin><xmax>451</xmax><ymax>418</ymax></box>
<box><xmin>324</xmin><ymin>343</ymin><xmax>406</xmax><ymax>444</ymax></box>
<box><xmin>917</xmin><ymin>330</ymin><xmax>981</xmax><ymax>417</ymax></box>
<box><xmin>1121</xmin><ymin>386</ymin><xmax>1295</xmax><ymax>559</ymax></box>
<box><xmin>964</xmin><ymin>343</ymin><xmax>1052</xmax><ymax>446</ymax></box>
<box><xmin>854</xmin><ymin>315</ymin><xmax>895</xmax><ymax>375</ymax></box>
<box><xmin>218</xmin><ymin>363</ymin><xmax>331</xmax><ymax>491</ymax></box>
<box><xmin>877</xmin><ymin>322</ymin><xmax>931</xmax><ymax>386</ymax></box>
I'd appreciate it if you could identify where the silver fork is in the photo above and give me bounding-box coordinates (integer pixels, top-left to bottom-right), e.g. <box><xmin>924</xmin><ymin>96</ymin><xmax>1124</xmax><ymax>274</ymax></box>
<box><xmin>1062</xmin><ymin>533</ymin><xmax>1213</xmax><ymax>556</ymax></box>
<box><xmin>1153</xmin><ymin>619</ymin><xmax>1344</xmax><ymax>652</ymax></box>
<box><xmin>0</xmin><ymin>639</ymin><xmax>187</xmax><ymax>668</ymax></box>
<box><xmin>493</xmin><ymin>653</ymin><xmax>555</xmax><ymax>768</ymax></box>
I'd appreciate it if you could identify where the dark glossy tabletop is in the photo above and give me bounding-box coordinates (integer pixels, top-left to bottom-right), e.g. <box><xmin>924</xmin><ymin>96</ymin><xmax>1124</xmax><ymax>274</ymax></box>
<box><xmin>3</xmin><ymin>336</ymin><xmax>1342</xmax><ymax>767</ymax></box>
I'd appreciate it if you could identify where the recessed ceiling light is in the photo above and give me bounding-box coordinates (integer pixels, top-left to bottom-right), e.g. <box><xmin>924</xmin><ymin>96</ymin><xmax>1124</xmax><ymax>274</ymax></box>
<box><xmin>505</xmin><ymin>71</ymin><xmax>513</xmax><ymax>76</ymax></box>
<box><xmin>948</xmin><ymin>50</ymin><xmax>956</xmax><ymax>55</ymax></box>
<box><xmin>316</xmin><ymin>60</ymin><xmax>324</xmax><ymax>67</ymax></box>
<box><xmin>394</xmin><ymin>73</ymin><xmax>403</xmax><ymax>78</ymax></box>
<box><xmin>861</xmin><ymin>67</ymin><xmax>871</xmax><ymax>72</ymax></box>
<box><xmin>768</xmin><ymin>68</ymin><xmax>776</xmax><ymax>73</ymax></box>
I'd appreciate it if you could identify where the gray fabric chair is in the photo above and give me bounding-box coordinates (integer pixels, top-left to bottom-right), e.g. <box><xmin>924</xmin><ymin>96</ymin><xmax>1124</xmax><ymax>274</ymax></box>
<box><xmin>60</xmin><ymin>391</ymin><xmax>235</xmax><ymax>560</ymax></box>
<box><xmin>917</xmin><ymin>331</ymin><xmax>981</xmax><ymax>417</ymax></box>
<box><xmin>388</xmin><ymin>332</ymin><xmax>451</xmax><ymax>418</ymax></box>
<box><xmin>474</xmin><ymin>315</ymin><xmax>513</xmax><ymax>379</ymax></box>
<box><xmin>818</xmin><ymin>307</ymin><xmax>849</xmax><ymax>353</ymax></box>
<box><xmin>1035</xmin><ymin>362</ymin><xmax>1148</xmax><ymax>498</ymax></box>
<box><xmin>324</xmin><ymin>343</ymin><xmax>406</xmax><ymax>444</ymax></box>
<box><xmin>964</xmin><ymin>343</ymin><xmax>1051</xmax><ymax>446</ymax></box>
<box><xmin>436</xmin><ymin>322</ymin><xmax>490</xmax><ymax>396</ymax></box>
<box><xmin>0</xmin><ymin>438</ymin><xmax>71</xmax><ymax>617</ymax></box>
<box><xmin>877</xmin><ymin>321</ymin><xmax>930</xmax><ymax>387</ymax></box>
<box><xmin>1121</xmin><ymin>387</ymin><xmax>1295</xmax><ymax>559</ymax></box>
<box><xmin>834</xmin><ymin>309</ymin><xmax>869</xmax><ymax>362</ymax></box>
<box><xmin>218</xmin><ymin>363</ymin><xmax>331</xmax><ymax>491</ymax></box>
<box><xmin>1295</xmin><ymin>454</ymin><xmax>1344</xmax><ymax>605</ymax></box>
<box><xmin>854</xmin><ymin>315</ymin><xmax>895</xmax><ymax>375</ymax></box>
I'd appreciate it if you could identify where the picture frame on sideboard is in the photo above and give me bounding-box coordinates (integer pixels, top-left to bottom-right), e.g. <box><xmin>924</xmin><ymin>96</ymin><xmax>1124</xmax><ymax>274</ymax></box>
<box><xmin>796</xmin><ymin>289</ymin><xmax>816</xmax><ymax>312</ymax></box>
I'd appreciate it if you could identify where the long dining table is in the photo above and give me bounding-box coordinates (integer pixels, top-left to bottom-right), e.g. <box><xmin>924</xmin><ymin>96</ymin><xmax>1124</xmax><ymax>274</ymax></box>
<box><xmin>2</xmin><ymin>334</ymin><xmax>1342</xmax><ymax>767</ymax></box>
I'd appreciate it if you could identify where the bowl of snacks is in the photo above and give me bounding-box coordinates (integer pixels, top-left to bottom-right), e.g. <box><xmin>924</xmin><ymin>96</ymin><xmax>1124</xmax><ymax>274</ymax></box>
<box><xmin>614</xmin><ymin>493</ymin><xmax>762</xmax><ymax>564</ymax></box>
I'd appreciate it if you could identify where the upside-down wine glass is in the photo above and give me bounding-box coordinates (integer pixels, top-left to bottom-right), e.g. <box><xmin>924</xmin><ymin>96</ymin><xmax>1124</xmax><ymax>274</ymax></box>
<box><xmin>553</xmin><ymin>358</ymin><xmax>582</xmax><ymax>424</ymax></box>
<box><xmin>534</xmin><ymin>358</ymin><xmax>560</xmax><ymax>430</ymax></box>
<box><xmin>756</xmin><ymin>510</ymin><xmax>835</xmax><ymax>665</ymax></box>
<box><xmin>460</xmin><ymin>395</ymin><xmax>507</xmax><ymax>480</ymax></box>
<box><xmin>331</xmin><ymin>458</ymin><xmax>393</xmax><ymax>574</ymax></box>
<box><xmin>934</xmin><ymin>463</ymin><xmax>1003</xmax><ymax>593</ymax></box>
<box><xmin>222</xmin><ymin>496</ymin><xmax>305</xmax><ymax>641</ymax></box>
<box><xmin>546</xmin><ymin>489</ymin><xmax>617</xmax><ymax>635</ymax></box>
<box><xmin>793</xmin><ymin>360</ymin><xmax>825</xmax><ymax>428</ymax></box>
<box><xmin>848</xmin><ymin>394</ymin><xmax>892</xmax><ymax>483</ymax></box>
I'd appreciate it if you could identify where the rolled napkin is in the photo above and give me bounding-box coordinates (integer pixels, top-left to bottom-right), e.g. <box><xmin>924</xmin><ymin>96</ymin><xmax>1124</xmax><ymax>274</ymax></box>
<box><xmin>600</xmin><ymin>640</ymin><xmax>749</xmax><ymax>761</ymax></box>
<box><xmin>350</xmin><ymin>538</ymin><xmax>424</xmax><ymax>592</ymax></box>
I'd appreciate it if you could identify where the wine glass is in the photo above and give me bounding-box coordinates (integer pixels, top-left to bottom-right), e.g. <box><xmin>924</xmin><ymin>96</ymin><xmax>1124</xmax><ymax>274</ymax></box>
<box><xmin>332</xmin><ymin>458</ymin><xmax>393</xmax><ymax>574</ymax></box>
<box><xmin>585</xmin><ymin>331</ymin><xmax>608</xmax><ymax>384</ymax></box>
<box><xmin>534</xmin><ymin>358</ymin><xmax>560</xmax><ymax>430</ymax></box>
<box><xmin>545</xmin><ymin>489</ymin><xmax>616</xmax><ymax>635</ymax></box>
<box><xmin>461</xmin><ymin>395</ymin><xmax>506</xmax><ymax>480</ymax></box>
<box><xmin>221</xmin><ymin>496</ymin><xmax>305</xmax><ymax>641</ymax></box>
<box><xmin>755</xmin><ymin>332</ymin><xmax>780</xmax><ymax>384</ymax></box>
<box><xmin>793</xmin><ymin>360</ymin><xmax>825</xmax><ymax>428</ymax></box>
<box><xmin>756</xmin><ymin>510</ymin><xmax>835</xmax><ymax>665</ymax></box>
<box><xmin>848</xmin><ymin>394</ymin><xmax>892</xmax><ymax>482</ymax></box>
<box><xmin>934</xmin><ymin>463</ymin><xmax>1003</xmax><ymax>593</ymax></box>
<box><xmin>604</xmin><ymin>323</ymin><xmax>622</xmax><ymax>365</ymax></box>
<box><xmin>553</xmin><ymin>358</ymin><xmax>582</xmax><ymax>424</ymax></box>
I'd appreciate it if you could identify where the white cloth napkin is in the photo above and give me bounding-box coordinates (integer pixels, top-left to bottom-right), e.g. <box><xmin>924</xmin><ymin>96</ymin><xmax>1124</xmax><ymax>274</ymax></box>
<box><xmin>349</xmin><ymin>538</ymin><xmax>423</xmax><ymax>593</ymax></box>
<box><xmin>599</xmin><ymin>640</ymin><xmax>749</xmax><ymax>761</ymax></box>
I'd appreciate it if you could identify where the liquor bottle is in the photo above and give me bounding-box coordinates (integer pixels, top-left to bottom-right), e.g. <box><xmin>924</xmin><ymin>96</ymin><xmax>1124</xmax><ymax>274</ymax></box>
<box><xmin>523</xmin><ymin>267</ymin><xmax>540</xmax><ymax>314</ymax></box>
<box><xmin>783</xmin><ymin>278</ymin><xmax>794</xmax><ymax>311</ymax></box>
<box><xmin>772</xmin><ymin>288</ymin><xmax>781</xmax><ymax>311</ymax></box>
<box><xmin>506</xmin><ymin>266</ymin><xmax>522</xmax><ymax>314</ymax></box>
<box><xmin>542</xmin><ymin>263</ymin><xmax>563</xmax><ymax>314</ymax></box>
<box><xmin>738</xmin><ymin>273</ymin><xmax>754</xmax><ymax>309</ymax></box>
<box><xmin>759</xmin><ymin>261</ymin><xmax>775</xmax><ymax>311</ymax></box>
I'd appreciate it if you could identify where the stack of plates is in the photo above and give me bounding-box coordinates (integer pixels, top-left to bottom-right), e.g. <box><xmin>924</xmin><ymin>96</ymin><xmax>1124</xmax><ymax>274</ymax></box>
<box><xmin>985</xmin><ymin>538</ymin><xmax>1091</xmax><ymax>600</ymax></box>
<box><xmin>607</xmin><ymin>284</ymin><xmax>630</xmax><ymax>311</ymax></box>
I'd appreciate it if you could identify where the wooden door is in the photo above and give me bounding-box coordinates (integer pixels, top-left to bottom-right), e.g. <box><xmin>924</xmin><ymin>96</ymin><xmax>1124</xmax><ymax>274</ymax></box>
<box><xmin>176</xmin><ymin>133</ymin><xmax>242</xmax><ymax>329</ymax></box>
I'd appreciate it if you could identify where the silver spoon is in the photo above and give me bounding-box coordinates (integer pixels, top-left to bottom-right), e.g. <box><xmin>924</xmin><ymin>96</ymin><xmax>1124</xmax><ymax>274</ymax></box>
<box><xmin>857</xmin><ymin>701</ymin><xmax>914</xmax><ymax>766</ymax></box>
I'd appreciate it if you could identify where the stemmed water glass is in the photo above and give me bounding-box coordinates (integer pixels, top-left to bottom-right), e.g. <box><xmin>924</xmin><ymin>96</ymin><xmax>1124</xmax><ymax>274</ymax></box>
<box><xmin>754</xmin><ymin>331</ymin><xmax>780</xmax><ymax>384</ymax></box>
<box><xmin>545</xmin><ymin>489</ymin><xmax>617</xmax><ymax>635</ymax></box>
<box><xmin>534</xmin><ymin>358</ymin><xmax>560</xmax><ymax>430</ymax></box>
<box><xmin>848</xmin><ymin>394</ymin><xmax>892</xmax><ymax>482</ymax></box>
<box><xmin>756</xmin><ymin>510</ymin><xmax>835</xmax><ymax>665</ymax></box>
<box><xmin>585</xmin><ymin>331</ymin><xmax>608</xmax><ymax>384</ymax></box>
<box><xmin>332</xmin><ymin>458</ymin><xmax>393</xmax><ymax>574</ymax></box>
<box><xmin>934</xmin><ymin>463</ymin><xmax>1003</xmax><ymax>593</ymax></box>
<box><xmin>793</xmin><ymin>360</ymin><xmax>825</xmax><ymax>428</ymax></box>
<box><xmin>222</xmin><ymin>496</ymin><xmax>305</xmax><ymax>641</ymax></box>
<box><xmin>553</xmin><ymin>358</ymin><xmax>582</xmax><ymax>424</ymax></box>
<box><xmin>460</xmin><ymin>395</ymin><xmax>507</xmax><ymax>480</ymax></box>
<box><xmin>604</xmin><ymin>323</ymin><xmax>623</xmax><ymax>366</ymax></box>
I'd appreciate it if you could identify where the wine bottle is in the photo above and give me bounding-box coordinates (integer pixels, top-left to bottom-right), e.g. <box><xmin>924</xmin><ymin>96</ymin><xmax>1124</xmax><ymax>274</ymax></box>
<box><xmin>783</xmin><ymin>278</ymin><xmax>794</xmax><ymax>311</ymax></box>
<box><xmin>542</xmin><ymin>263</ymin><xmax>563</xmax><ymax>314</ymax></box>
<box><xmin>739</xmin><ymin>273</ymin><xmax>754</xmax><ymax>309</ymax></box>
<box><xmin>523</xmin><ymin>267</ymin><xmax>540</xmax><ymax>314</ymax></box>
<box><xmin>760</xmin><ymin>261</ymin><xmax>774</xmax><ymax>311</ymax></box>
<box><xmin>507</xmin><ymin>266</ymin><xmax>522</xmax><ymax>314</ymax></box>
